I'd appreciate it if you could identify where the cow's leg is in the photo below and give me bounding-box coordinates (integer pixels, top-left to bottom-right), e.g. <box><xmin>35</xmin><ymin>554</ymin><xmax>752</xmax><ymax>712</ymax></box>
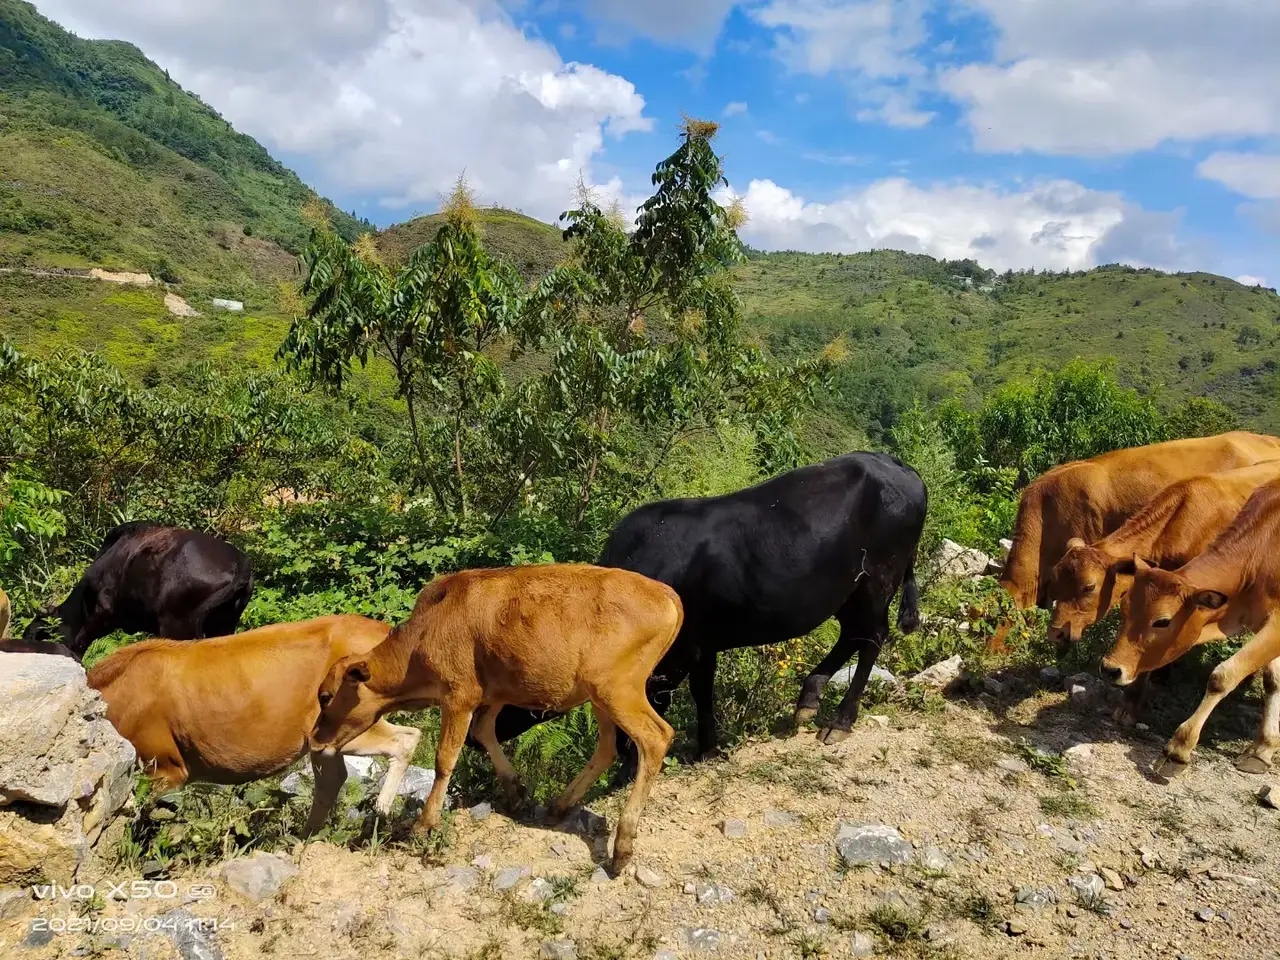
<box><xmin>1113</xmin><ymin>672</ymin><xmax>1152</xmax><ymax>727</ymax></box>
<box><xmin>689</xmin><ymin>651</ymin><xmax>722</xmax><ymax>760</ymax></box>
<box><xmin>489</xmin><ymin>706</ymin><xmax>565</xmax><ymax>745</ymax></box>
<box><xmin>816</xmin><ymin>597</ymin><xmax>891</xmax><ymax>745</ymax></box>
<box><xmin>1235</xmin><ymin>657</ymin><xmax>1280</xmax><ymax>774</ymax></box>
<box><xmin>794</xmin><ymin>601</ymin><xmax>867</xmax><ymax>728</ymax></box>
<box><xmin>551</xmin><ymin>710</ymin><xmax>617</xmax><ymax>817</ymax></box>
<box><xmin>1158</xmin><ymin>621</ymin><xmax>1280</xmax><ymax>777</ymax></box>
<box><xmin>470</xmin><ymin>704</ymin><xmax>527</xmax><ymax>810</ymax></box>
<box><xmin>340</xmin><ymin>720</ymin><xmax>423</xmax><ymax>816</ymax></box>
<box><xmin>304</xmin><ymin>751</ymin><xmax>349</xmax><ymax>834</ymax></box>
<box><xmin>597</xmin><ymin>689</ymin><xmax>675</xmax><ymax>876</ymax></box>
<box><xmin>414</xmin><ymin>695</ymin><xmax>477</xmax><ymax>836</ymax></box>
<box><xmin>613</xmin><ymin>662</ymin><xmax>689</xmax><ymax>786</ymax></box>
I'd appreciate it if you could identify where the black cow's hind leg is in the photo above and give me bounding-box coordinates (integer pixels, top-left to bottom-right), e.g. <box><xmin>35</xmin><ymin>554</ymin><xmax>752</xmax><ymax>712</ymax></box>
<box><xmin>794</xmin><ymin>625</ymin><xmax>860</xmax><ymax>730</ymax></box>
<box><xmin>689</xmin><ymin>652</ymin><xmax>721</xmax><ymax>760</ymax></box>
<box><xmin>818</xmin><ymin>628</ymin><xmax>888</xmax><ymax>745</ymax></box>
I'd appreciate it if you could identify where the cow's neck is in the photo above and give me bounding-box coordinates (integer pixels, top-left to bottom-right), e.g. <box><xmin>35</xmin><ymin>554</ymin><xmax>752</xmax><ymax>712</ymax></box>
<box><xmin>363</xmin><ymin>628</ymin><xmax>438</xmax><ymax>705</ymax></box>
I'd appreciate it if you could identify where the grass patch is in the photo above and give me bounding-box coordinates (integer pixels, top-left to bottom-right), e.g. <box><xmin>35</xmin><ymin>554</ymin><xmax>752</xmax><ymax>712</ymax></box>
<box><xmin>1015</xmin><ymin>740</ymin><xmax>1077</xmax><ymax>787</ymax></box>
<box><xmin>1038</xmin><ymin>792</ymin><xmax>1100</xmax><ymax>820</ymax></box>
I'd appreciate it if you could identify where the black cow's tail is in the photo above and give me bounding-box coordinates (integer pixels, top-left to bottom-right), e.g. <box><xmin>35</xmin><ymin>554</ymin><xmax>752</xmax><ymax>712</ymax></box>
<box><xmin>896</xmin><ymin>559</ymin><xmax>921</xmax><ymax>635</ymax></box>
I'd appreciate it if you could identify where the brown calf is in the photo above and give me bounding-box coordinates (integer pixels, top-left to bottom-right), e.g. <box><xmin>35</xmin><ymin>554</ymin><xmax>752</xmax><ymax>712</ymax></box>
<box><xmin>1103</xmin><ymin>479</ymin><xmax>1280</xmax><ymax>777</ymax></box>
<box><xmin>0</xmin><ymin>585</ymin><xmax>9</xmax><ymax>640</ymax></box>
<box><xmin>311</xmin><ymin>564</ymin><xmax>683</xmax><ymax>875</ymax></box>
<box><xmin>89</xmin><ymin>615</ymin><xmax>422</xmax><ymax>834</ymax></box>
<box><xmin>994</xmin><ymin>431</ymin><xmax>1280</xmax><ymax>651</ymax></box>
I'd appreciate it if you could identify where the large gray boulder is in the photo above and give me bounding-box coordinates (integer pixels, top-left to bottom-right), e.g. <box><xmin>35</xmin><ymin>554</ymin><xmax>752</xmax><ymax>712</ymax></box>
<box><xmin>935</xmin><ymin>539</ymin><xmax>992</xmax><ymax>579</ymax></box>
<box><xmin>0</xmin><ymin>653</ymin><xmax>136</xmax><ymax>883</ymax></box>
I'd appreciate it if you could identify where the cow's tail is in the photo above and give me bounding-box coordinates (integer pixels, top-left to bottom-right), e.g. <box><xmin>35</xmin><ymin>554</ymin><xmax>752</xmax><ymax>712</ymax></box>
<box><xmin>896</xmin><ymin>559</ymin><xmax>921</xmax><ymax>635</ymax></box>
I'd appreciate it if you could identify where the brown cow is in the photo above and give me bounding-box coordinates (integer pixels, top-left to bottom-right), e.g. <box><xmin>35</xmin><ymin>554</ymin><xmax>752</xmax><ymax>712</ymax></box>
<box><xmin>995</xmin><ymin>431</ymin><xmax>1280</xmax><ymax>650</ymax></box>
<box><xmin>89</xmin><ymin>615</ymin><xmax>422</xmax><ymax>834</ymax></box>
<box><xmin>1102</xmin><ymin>479</ymin><xmax>1280</xmax><ymax>777</ymax></box>
<box><xmin>0</xmin><ymin>585</ymin><xmax>9</xmax><ymax>640</ymax></box>
<box><xmin>311</xmin><ymin>564</ymin><xmax>683</xmax><ymax>876</ymax></box>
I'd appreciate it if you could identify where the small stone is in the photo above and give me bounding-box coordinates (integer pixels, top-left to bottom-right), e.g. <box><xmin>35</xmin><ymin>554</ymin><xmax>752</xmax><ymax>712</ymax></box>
<box><xmin>219</xmin><ymin>852</ymin><xmax>297</xmax><ymax>902</ymax></box>
<box><xmin>493</xmin><ymin>867</ymin><xmax>531</xmax><ymax>892</ymax></box>
<box><xmin>866</xmin><ymin>715</ymin><xmax>890</xmax><ymax>728</ymax></box>
<box><xmin>984</xmin><ymin>676</ymin><xmax>1008</xmax><ymax>697</ymax></box>
<box><xmin>635</xmin><ymin>866</ymin><xmax>665</xmax><ymax>889</ymax></box>
<box><xmin>1006</xmin><ymin>918</ymin><xmax>1029</xmax><ymax>936</ymax></box>
<box><xmin>22</xmin><ymin>925</ymin><xmax>54</xmax><ymax>949</ymax></box>
<box><xmin>344</xmin><ymin>755</ymin><xmax>379</xmax><ymax>780</ymax></box>
<box><xmin>1015</xmin><ymin>886</ymin><xmax>1055</xmax><ymax>913</ymax></box>
<box><xmin>550</xmin><ymin>902</ymin><xmax>568</xmax><ymax>916</ymax></box>
<box><xmin>565</xmin><ymin>808</ymin><xmax>609</xmax><ymax>836</ymax></box>
<box><xmin>524</xmin><ymin>878</ymin><xmax>553</xmax><ymax>902</ymax></box>
<box><xmin>0</xmin><ymin>888</ymin><xmax>29</xmax><ymax>922</ymax></box>
<box><xmin>682</xmin><ymin>927</ymin><xmax>722</xmax><ymax>951</ymax></box>
<box><xmin>1067</xmin><ymin>874</ymin><xmax>1105</xmax><ymax>901</ymax></box>
<box><xmin>1119</xmin><ymin>919</ymin><xmax>1133</xmax><ymax>930</ymax></box>
<box><xmin>550</xmin><ymin>839</ymin><xmax>575</xmax><ymax>859</ymax></box>
<box><xmin>278</xmin><ymin>770</ymin><xmax>308</xmax><ymax>796</ymax></box>
<box><xmin>1195</xmin><ymin>907</ymin><xmax>1214</xmax><ymax>923</ymax></box>
<box><xmin>1135</xmin><ymin>723</ymin><xmax>1150</xmax><ymax>732</ymax></box>
<box><xmin>1034</xmin><ymin>823</ymin><xmax>1055</xmax><ymax>839</ymax></box>
<box><xmin>1066</xmin><ymin>906</ymin><xmax>1081</xmax><ymax>918</ymax></box>
<box><xmin>836</xmin><ymin>822</ymin><xmax>913</xmax><ymax>866</ymax></box>
<box><xmin>1099</xmin><ymin>867</ymin><xmax>1124</xmax><ymax>891</ymax></box>
<box><xmin>924</xmin><ymin>925</ymin><xmax>947</xmax><ymax>942</ymax></box>
<box><xmin>591</xmin><ymin>867</ymin><xmax>610</xmax><ymax>885</ymax></box>
<box><xmin>764</xmin><ymin>809</ymin><xmax>799</xmax><ymax>828</ymax></box>
<box><xmin>444</xmin><ymin>866</ymin><xmax>479</xmax><ymax>892</ymax></box>
<box><xmin>1257</xmin><ymin>785</ymin><xmax>1278</xmax><ymax>810</ymax></box>
<box><xmin>850</xmin><ymin>931</ymin><xmax>875</xmax><ymax>957</ymax></box>
<box><xmin>1039</xmin><ymin>666</ymin><xmax>1062</xmax><ymax>687</ymax></box>
<box><xmin>813</xmin><ymin>907</ymin><xmax>831</xmax><ymax>924</ymax></box>
<box><xmin>1063</xmin><ymin>744</ymin><xmax>1095</xmax><ymax>769</ymax></box>
<box><xmin>469</xmin><ymin>801</ymin><xmax>493</xmax><ymax>821</ymax></box>
<box><xmin>696</xmin><ymin>884</ymin><xmax>734</xmax><ymax>905</ymax></box>
<box><xmin>918</xmin><ymin>846</ymin><xmax>952</xmax><ymax>872</ymax></box>
<box><xmin>162</xmin><ymin>908</ymin><xmax>224</xmax><ymax>960</ymax></box>
<box><xmin>472</xmin><ymin>854</ymin><xmax>494</xmax><ymax>870</ymax></box>
<box><xmin>996</xmin><ymin>757</ymin><xmax>1030</xmax><ymax>774</ymax></box>
<box><xmin>683</xmin><ymin>881</ymin><xmax>696</xmax><ymax>894</ymax></box>
<box><xmin>540</xmin><ymin>939</ymin><xmax>577</xmax><ymax>960</ymax></box>
<box><xmin>721</xmin><ymin>818</ymin><xmax>748</xmax><ymax>839</ymax></box>
<box><xmin>654</xmin><ymin>953</ymin><xmax>678</xmax><ymax>960</ymax></box>
<box><xmin>911</xmin><ymin>654</ymin><xmax>965</xmax><ymax>691</ymax></box>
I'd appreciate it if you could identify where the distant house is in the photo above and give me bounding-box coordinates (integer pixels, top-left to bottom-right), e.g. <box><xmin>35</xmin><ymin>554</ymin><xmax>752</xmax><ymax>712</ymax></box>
<box><xmin>211</xmin><ymin>298</ymin><xmax>244</xmax><ymax>312</ymax></box>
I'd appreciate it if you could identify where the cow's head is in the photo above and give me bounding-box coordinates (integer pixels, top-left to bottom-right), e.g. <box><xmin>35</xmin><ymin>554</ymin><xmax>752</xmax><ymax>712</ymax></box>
<box><xmin>1102</xmin><ymin>557</ymin><xmax>1228</xmax><ymax>685</ymax></box>
<box><xmin>310</xmin><ymin>655</ymin><xmax>376</xmax><ymax>754</ymax></box>
<box><xmin>21</xmin><ymin>603</ymin><xmax>70</xmax><ymax>646</ymax></box>
<box><xmin>1047</xmin><ymin>538</ymin><xmax>1137</xmax><ymax>647</ymax></box>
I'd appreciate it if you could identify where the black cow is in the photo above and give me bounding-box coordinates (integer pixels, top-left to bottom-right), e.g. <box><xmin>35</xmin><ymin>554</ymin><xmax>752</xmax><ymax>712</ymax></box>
<box><xmin>490</xmin><ymin>451</ymin><xmax>927</xmax><ymax>769</ymax></box>
<box><xmin>22</xmin><ymin>521</ymin><xmax>254</xmax><ymax>659</ymax></box>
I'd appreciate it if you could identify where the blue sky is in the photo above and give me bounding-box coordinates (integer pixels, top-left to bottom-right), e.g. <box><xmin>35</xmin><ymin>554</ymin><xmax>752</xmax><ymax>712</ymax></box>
<box><xmin>33</xmin><ymin>0</ymin><xmax>1280</xmax><ymax>283</ymax></box>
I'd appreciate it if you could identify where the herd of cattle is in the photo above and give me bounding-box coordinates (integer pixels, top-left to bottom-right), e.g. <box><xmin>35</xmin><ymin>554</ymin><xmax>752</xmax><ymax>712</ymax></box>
<box><xmin>5</xmin><ymin>432</ymin><xmax>1280</xmax><ymax>869</ymax></box>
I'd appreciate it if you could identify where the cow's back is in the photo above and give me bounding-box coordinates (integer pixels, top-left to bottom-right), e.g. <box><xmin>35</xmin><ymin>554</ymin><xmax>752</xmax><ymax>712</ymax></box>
<box><xmin>600</xmin><ymin>452</ymin><xmax>925</xmax><ymax>641</ymax></box>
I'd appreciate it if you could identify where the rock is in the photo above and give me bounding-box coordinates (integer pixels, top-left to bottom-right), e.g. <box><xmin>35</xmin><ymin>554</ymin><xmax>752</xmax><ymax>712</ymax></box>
<box><xmin>1034</xmin><ymin>823</ymin><xmax>1055</xmax><ymax>839</ymax></box>
<box><xmin>1119</xmin><ymin>919</ymin><xmax>1133</xmax><ymax>930</ymax></box>
<box><xmin>653</xmin><ymin>952</ymin><xmax>678</xmax><ymax>960</ymax></box>
<box><xmin>813</xmin><ymin>907</ymin><xmax>831</xmax><ymax>924</ymax></box>
<box><xmin>1068</xmin><ymin>874</ymin><xmax>1105</xmax><ymax>901</ymax></box>
<box><xmin>829</xmin><ymin>665</ymin><xmax>898</xmax><ymax>689</ymax></box>
<box><xmin>1065</xmin><ymin>673</ymin><xmax>1104</xmax><ymax>708</ymax></box>
<box><xmin>695</xmin><ymin>884</ymin><xmax>734</xmax><ymax>905</ymax></box>
<box><xmin>493</xmin><ymin>866</ymin><xmax>531</xmax><ymax>891</ymax></box>
<box><xmin>343</xmin><ymin>756</ymin><xmax>379</xmax><ymax>780</ymax></box>
<box><xmin>996</xmin><ymin>757</ymin><xmax>1029</xmax><ymax>775</ymax></box>
<box><xmin>910</xmin><ymin>655</ymin><xmax>965</xmax><ymax>692</ymax></box>
<box><xmin>763</xmin><ymin>809</ymin><xmax>798</xmax><ymax>828</ymax></box>
<box><xmin>443</xmin><ymin>866</ymin><xmax>479</xmax><ymax>892</ymax></box>
<box><xmin>162</xmin><ymin>908</ymin><xmax>224</xmax><ymax>960</ymax></box>
<box><xmin>565</xmin><ymin>808</ymin><xmax>608</xmax><ymax>836</ymax></box>
<box><xmin>1039</xmin><ymin>666</ymin><xmax>1062</xmax><ymax>687</ymax></box>
<box><xmin>1014</xmin><ymin>886</ymin><xmax>1056</xmax><ymax>913</ymax></box>
<box><xmin>540</xmin><ymin>939</ymin><xmax>577</xmax><ymax>959</ymax></box>
<box><xmin>918</xmin><ymin>846</ymin><xmax>952</xmax><ymax>872</ymax></box>
<box><xmin>219</xmin><ymin>852</ymin><xmax>297</xmax><ymax>902</ymax></box>
<box><xmin>998</xmin><ymin>539</ymin><xmax>1014</xmax><ymax>561</ymax></box>
<box><xmin>849</xmin><ymin>931</ymin><xmax>875</xmax><ymax>957</ymax></box>
<box><xmin>278</xmin><ymin>772</ymin><xmax>308</xmax><ymax>796</ymax></box>
<box><xmin>0</xmin><ymin>886</ymin><xmax>29</xmax><ymax>921</ymax></box>
<box><xmin>1063</xmin><ymin>744</ymin><xmax>1095</xmax><ymax>767</ymax></box>
<box><xmin>682</xmin><ymin>928</ymin><xmax>722</xmax><ymax>951</ymax></box>
<box><xmin>1099</xmin><ymin>867</ymin><xmax>1124</xmax><ymax>891</ymax></box>
<box><xmin>936</xmin><ymin>539</ymin><xmax>992</xmax><ymax>579</ymax></box>
<box><xmin>983</xmin><ymin>676</ymin><xmax>1008</xmax><ymax>697</ymax></box>
<box><xmin>634</xmin><ymin>865</ymin><xmax>665</xmax><ymax>889</ymax></box>
<box><xmin>924</xmin><ymin>925</ymin><xmax>948</xmax><ymax>942</ymax></box>
<box><xmin>1005</xmin><ymin>918</ymin><xmax>1029</xmax><ymax>936</ymax></box>
<box><xmin>866</xmin><ymin>714</ymin><xmax>890</xmax><ymax>729</ymax></box>
<box><xmin>550</xmin><ymin>839</ymin><xmax>575</xmax><ymax>859</ymax></box>
<box><xmin>836</xmin><ymin>822</ymin><xmax>913</xmax><ymax>866</ymax></box>
<box><xmin>1257</xmin><ymin>786</ymin><xmax>1278</xmax><ymax>810</ymax></box>
<box><xmin>591</xmin><ymin>867</ymin><xmax>610</xmax><ymax>884</ymax></box>
<box><xmin>469</xmin><ymin>801</ymin><xmax>493</xmax><ymax>821</ymax></box>
<box><xmin>524</xmin><ymin>878</ymin><xmax>553</xmax><ymax>902</ymax></box>
<box><xmin>472</xmin><ymin>854</ymin><xmax>493</xmax><ymax>870</ymax></box>
<box><xmin>721</xmin><ymin>818</ymin><xmax>748</xmax><ymax>839</ymax></box>
<box><xmin>393</xmin><ymin>766</ymin><xmax>436</xmax><ymax>801</ymax></box>
<box><xmin>21</xmin><ymin>924</ymin><xmax>54</xmax><ymax>949</ymax></box>
<box><xmin>0</xmin><ymin>654</ymin><xmax>136</xmax><ymax>883</ymax></box>
<box><xmin>1195</xmin><ymin>907</ymin><xmax>1214</xmax><ymax>922</ymax></box>
<box><xmin>211</xmin><ymin>298</ymin><xmax>244</xmax><ymax>313</ymax></box>
<box><xmin>683</xmin><ymin>881</ymin><xmax>696</xmax><ymax>894</ymax></box>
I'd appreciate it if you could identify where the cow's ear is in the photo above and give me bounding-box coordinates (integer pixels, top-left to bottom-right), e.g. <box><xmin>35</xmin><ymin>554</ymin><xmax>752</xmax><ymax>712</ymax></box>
<box><xmin>1065</xmin><ymin>537</ymin><xmax>1087</xmax><ymax>551</ymax></box>
<box><xmin>344</xmin><ymin>661</ymin><xmax>371</xmax><ymax>685</ymax></box>
<box><xmin>1111</xmin><ymin>557</ymin><xmax>1136</xmax><ymax>576</ymax></box>
<box><xmin>1193</xmin><ymin>590</ymin><xmax>1228</xmax><ymax>611</ymax></box>
<box><xmin>1133</xmin><ymin>555</ymin><xmax>1151</xmax><ymax>574</ymax></box>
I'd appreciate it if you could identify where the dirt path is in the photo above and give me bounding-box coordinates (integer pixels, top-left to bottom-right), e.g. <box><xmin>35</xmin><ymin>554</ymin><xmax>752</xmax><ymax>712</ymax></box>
<box><xmin>5</xmin><ymin>682</ymin><xmax>1280</xmax><ymax>960</ymax></box>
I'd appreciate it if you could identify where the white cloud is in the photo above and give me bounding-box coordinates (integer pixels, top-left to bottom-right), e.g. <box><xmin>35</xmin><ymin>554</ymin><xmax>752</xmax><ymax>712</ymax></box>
<box><xmin>1198</xmin><ymin>153</ymin><xmax>1280</xmax><ymax>200</ymax></box>
<box><xmin>749</xmin><ymin>0</ymin><xmax>935</xmax><ymax>128</ymax></box>
<box><xmin>724</xmin><ymin>177</ymin><xmax>1202</xmax><ymax>273</ymax></box>
<box><xmin>1236</xmin><ymin>275</ymin><xmax>1270</xmax><ymax>288</ymax></box>
<box><xmin>35</xmin><ymin>0</ymin><xmax>651</xmax><ymax>221</ymax></box>
<box><xmin>723</xmin><ymin>101</ymin><xmax>749</xmax><ymax>117</ymax></box>
<box><xmin>942</xmin><ymin>0</ymin><xmax>1280</xmax><ymax>155</ymax></box>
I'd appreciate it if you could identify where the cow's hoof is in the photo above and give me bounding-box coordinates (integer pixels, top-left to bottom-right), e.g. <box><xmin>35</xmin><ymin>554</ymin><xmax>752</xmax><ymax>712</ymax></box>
<box><xmin>1111</xmin><ymin>706</ymin><xmax>1138</xmax><ymax>728</ymax></box>
<box><xmin>817</xmin><ymin>726</ymin><xmax>850</xmax><ymax>745</ymax></box>
<box><xmin>1235</xmin><ymin>753</ymin><xmax>1271</xmax><ymax>775</ymax></box>
<box><xmin>501</xmin><ymin>780</ymin><xmax>529</xmax><ymax>813</ymax></box>
<box><xmin>1151</xmin><ymin>755</ymin><xmax>1188</xmax><ymax>782</ymax></box>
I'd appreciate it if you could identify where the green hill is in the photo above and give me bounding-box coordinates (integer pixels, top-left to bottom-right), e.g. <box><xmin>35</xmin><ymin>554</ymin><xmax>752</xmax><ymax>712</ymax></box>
<box><xmin>3</xmin><ymin>0</ymin><xmax>1280</xmax><ymax>436</ymax></box>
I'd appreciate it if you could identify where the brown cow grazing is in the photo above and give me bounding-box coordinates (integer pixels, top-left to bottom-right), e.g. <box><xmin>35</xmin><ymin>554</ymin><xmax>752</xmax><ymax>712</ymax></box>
<box><xmin>1102</xmin><ymin>479</ymin><xmax>1280</xmax><ymax>777</ymax></box>
<box><xmin>995</xmin><ymin>431</ymin><xmax>1280</xmax><ymax>651</ymax></box>
<box><xmin>89</xmin><ymin>615</ymin><xmax>422</xmax><ymax>834</ymax></box>
<box><xmin>311</xmin><ymin>564</ymin><xmax>683</xmax><ymax>876</ymax></box>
